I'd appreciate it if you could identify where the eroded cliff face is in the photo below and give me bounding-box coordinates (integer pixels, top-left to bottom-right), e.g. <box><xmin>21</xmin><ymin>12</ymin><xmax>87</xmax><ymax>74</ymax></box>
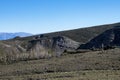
<box><xmin>27</xmin><ymin>36</ymin><xmax>80</xmax><ymax>57</ymax></box>
<box><xmin>0</xmin><ymin>36</ymin><xmax>80</xmax><ymax>63</ymax></box>
<box><xmin>79</xmin><ymin>27</ymin><xmax>120</xmax><ymax>50</ymax></box>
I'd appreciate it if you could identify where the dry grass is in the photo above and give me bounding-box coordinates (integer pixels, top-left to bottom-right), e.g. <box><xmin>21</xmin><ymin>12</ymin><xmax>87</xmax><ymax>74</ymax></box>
<box><xmin>0</xmin><ymin>48</ymin><xmax>120</xmax><ymax>79</ymax></box>
<box><xmin>0</xmin><ymin>70</ymin><xmax>120</xmax><ymax>80</ymax></box>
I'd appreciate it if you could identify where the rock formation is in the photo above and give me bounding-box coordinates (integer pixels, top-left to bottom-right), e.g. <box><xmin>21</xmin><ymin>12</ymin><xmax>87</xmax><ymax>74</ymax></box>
<box><xmin>79</xmin><ymin>27</ymin><xmax>120</xmax><ymax>50</ymax></box>
<box><xmin>0</xmin><ymin>35</ymin><xmax>80</xmax><ymax>63</ymax></box>
<box><xmin>27</xmin><ymin>36</ymin><xmax>80</xmax><ymax>57</ymax></box>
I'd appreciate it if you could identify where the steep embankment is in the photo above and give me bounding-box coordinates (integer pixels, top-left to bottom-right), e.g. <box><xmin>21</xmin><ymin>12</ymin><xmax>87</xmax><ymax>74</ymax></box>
<box><xmin>79</xmin><ymin>26</ymin><xmax>120</xmax><ymax>49</ymax></box>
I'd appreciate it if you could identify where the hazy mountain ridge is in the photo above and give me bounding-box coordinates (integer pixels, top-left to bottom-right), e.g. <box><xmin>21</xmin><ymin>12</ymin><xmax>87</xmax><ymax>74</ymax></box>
<box><xmin>0</xmin><ymin>32</ymin><xmax>32</xmax><ymax>40</ymax></box>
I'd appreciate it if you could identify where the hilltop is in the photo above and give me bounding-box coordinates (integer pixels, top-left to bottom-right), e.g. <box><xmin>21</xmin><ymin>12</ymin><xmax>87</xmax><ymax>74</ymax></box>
<box><xmin>15</xmin><ymin>22</ymin><xmax>120</xmax><ymax>44</ymax></box>
<box><xmin>43</xmin><ymin>22</ymin><xmax>120</xmax><ymax>43</ymax></box>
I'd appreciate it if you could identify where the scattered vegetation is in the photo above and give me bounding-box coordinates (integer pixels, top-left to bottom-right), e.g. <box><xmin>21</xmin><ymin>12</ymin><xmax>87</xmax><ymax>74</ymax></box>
<box><xmin>1</xmin><ymin>23</ymin><xmax>120</xmax><ymax>79</ymax></box>
<box><xmin>0</xmin><ymin>48</ymin><xmax>120</xmax><ymax>79</ymax></box>
<box><xmin>0</xmin><ymin>70</ymin><xmax>120</xmax><ymax>80</ymax></box>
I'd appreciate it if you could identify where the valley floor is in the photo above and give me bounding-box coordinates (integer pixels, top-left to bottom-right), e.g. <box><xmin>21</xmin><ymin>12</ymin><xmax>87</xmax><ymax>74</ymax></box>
<box><xmin>0</xmin><ymin>48</ymin><xmax>120</xmax><ymax>80</ymax></box>
<box><xmin>0</xmin><ymin>70</ymin><xmax>120</xmax><ymax>80</ymax></box>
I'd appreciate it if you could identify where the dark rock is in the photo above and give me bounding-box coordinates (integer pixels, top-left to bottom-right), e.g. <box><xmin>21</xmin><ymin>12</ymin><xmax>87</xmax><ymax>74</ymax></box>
<box><xmin>27</xmin><ymin>36</ymin><xmax>80</xmax><ymax>57</ymax></box>
<box><xmin>79</xmin><ymin>27</ymin><xmax>120</xmax><ymax>50</ymax></box>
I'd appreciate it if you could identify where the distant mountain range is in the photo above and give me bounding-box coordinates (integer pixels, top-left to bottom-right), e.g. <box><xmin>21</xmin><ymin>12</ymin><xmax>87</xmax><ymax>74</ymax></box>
<box><xmin>0</xmin><ymin>32</ymin><xmax>32</xmax><ymax>40</ymax></box>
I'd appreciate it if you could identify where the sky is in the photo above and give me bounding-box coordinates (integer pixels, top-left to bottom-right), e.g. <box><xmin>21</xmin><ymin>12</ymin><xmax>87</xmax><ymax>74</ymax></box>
<box><xmin>0</xmin><ymin>0</ymin><xmax>120</xmax><ymax>34</ymax></box>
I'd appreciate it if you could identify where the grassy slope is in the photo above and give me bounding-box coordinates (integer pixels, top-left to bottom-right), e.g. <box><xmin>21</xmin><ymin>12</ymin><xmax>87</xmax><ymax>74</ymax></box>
<box><xmin>41</xmin><ymin>22</ymin><xmax>120</xmax><ymax>43</ymax></box>
<box><xmin>0</xmin><ymin>70</ymin><xmax>120</xmax><ymax>80</ymax></box>
<box><xmin>0</xmin><ymin>48</ymin><xmax>120</xmax><ymax>79</ymax></box>
<box><xmin>7</xmin><ymin>22</ymin><xmax>120</xmax><ymax>44</ymax></box>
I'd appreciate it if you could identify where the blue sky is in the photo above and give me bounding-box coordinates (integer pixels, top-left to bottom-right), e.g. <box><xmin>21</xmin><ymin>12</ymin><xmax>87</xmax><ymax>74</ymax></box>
<box><xmin>0</xmin><ymin>0</ymin><xmax>120</xmax><ymax>34</ymax></box>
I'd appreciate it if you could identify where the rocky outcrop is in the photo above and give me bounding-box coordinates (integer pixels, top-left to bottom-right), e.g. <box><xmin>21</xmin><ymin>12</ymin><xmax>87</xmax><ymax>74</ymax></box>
<box><xmin>0</xmin><ymin>35</ymin><xmax>80</xmax><ymax>63</ymax></box>
<box><xmin>79</xmin><ymin>27</ymin><xmax>120</xmax><ymax>50</ymax></box>
<box><xmin>27</xmin><ymin>36</ymin><xmax>80</xmax><ymax>57</ymax></box>
<box><xmin>52</xmin><ymin>36</ymin><xmax>80</xmax><ymax>56</ymax></box>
